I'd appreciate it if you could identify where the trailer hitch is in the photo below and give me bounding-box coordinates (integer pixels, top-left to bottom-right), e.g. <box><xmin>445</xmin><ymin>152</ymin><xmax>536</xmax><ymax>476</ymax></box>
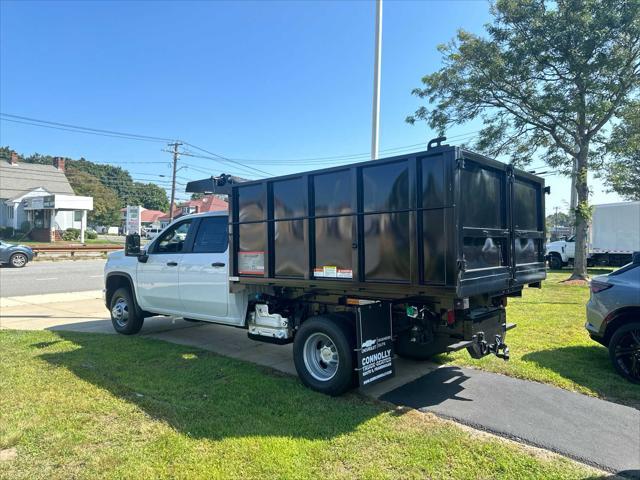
<box><xmin>489</xmin><ymin>334</ymin><xmax>510</xmax><ymax>360</ymax></box>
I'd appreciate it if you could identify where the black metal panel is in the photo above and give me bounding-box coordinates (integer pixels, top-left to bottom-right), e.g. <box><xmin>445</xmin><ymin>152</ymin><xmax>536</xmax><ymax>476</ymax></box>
<box><xmin>423</xmin><ymin>209</ymin><xmax>446</xmax><ymax>284</ymax></box>
<box><xmin>314</xmin><ymin>216</ymin><xmax>354</xmax><ymax>276</ymax></box>
<box><xmin>421</xmin><ymin>155</ymin><xmax>446</xmax><ymax>208</ymax></box>
<box><xmin>513</xmin><ymin>180</ymin><xmax>539</xmax><ymax>230</ymax></box>
<box><xmin>515</xmin><ymin>238</ymin><xmax>539</xmax><ymax>265</ymax></box>
<box><xmin>362</xmin><ymin>160</ymin><xmax>409</xmax><ymax>212</ymax></box>
<box><xmin>274</xmin><ymin>219</ymin><xmax>306</xmax><ymax>277</ymax></box>
<box><xmin>364</xmin><ymin>212</ymin><xmax>410</xmax><ymax>282</ymax></box>
<box><xmin>463</xmin><ymin>237</ymin><xmax>507</xmax><ymax>270</ymax></box>
<box><xmin>273</xmin><ymin>177</ymin><xmax>307</xmax><ymax>220</ymax></box>
<box><xmin>460</xmin><ymin>164</ymin><xmax>504</xmax><ymax>229</ymax></box>
<box><xmin>313</xmin><ymin>170</ymin><xmax>353</xmax><ymax>216</ymax></box>
<box><xmin>237</xmin><ymin>184</ymin><xmax>265</xmax><ymax>222</ymax></box>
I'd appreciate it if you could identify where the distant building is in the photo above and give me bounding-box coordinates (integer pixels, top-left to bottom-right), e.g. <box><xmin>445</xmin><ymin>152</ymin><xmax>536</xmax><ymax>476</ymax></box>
<box><xmin>0</xmin><ymin>153</ymin><xmax>93</xmax><ymax>242</ymax></box>
<box><xmin>119</xmin><ymin>206</ymin><xmax>167</xmax><ymax>230</ymax></box>
<box><xmin>158</xmin><ymin>195</ymin><xmax>228</xmax><ymax>227</ymax></box>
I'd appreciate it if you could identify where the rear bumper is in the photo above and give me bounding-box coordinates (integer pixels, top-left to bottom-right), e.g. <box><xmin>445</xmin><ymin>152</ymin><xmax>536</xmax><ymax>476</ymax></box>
<box><xmin>455</xmin><ymin>307</ymin><xmax>512</xmax><ymax>359</ymax></box>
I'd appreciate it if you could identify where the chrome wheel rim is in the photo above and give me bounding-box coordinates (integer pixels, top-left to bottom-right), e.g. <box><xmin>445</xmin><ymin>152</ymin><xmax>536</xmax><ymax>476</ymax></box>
<box><xmin>303</xmin><ymin>332</ymin><xmax>339</xmax><ymax>381</ymax></box>
<box><xmin>111</xmin><ymin>297</ymin><xmax>129</xmax><ymax>327</ymax></box>
<box><xmin>11</xmin><ymin>254</ymin><xmax>26</xmax><ymax>267</ymax></box>
<box><xmin>614</xmin><ymin>328</ymin><xmax>640</xmax><ymax>380</ymax></box>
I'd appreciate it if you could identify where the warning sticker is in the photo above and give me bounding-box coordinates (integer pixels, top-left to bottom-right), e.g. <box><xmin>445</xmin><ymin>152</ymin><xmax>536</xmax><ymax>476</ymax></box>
<box><xmin>314</xmin><ymin>266</ymin><xmax>352</xmax><ymax>279</ymax></box>
<box><xmin>238</xmin><ymin>251</ymin><xmax>264</xmax><ymax>275</ymax></box>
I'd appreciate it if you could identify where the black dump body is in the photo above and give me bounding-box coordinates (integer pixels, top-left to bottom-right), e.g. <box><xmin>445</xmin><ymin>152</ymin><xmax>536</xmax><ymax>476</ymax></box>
<box><xmin>187</xmin><ymin>144</ymin><xmax>546</xmax><ymax>300</ymax></box>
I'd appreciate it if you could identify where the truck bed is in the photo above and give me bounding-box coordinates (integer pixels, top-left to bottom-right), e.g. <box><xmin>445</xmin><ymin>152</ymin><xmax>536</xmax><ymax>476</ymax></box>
<box><xmin>187</xmin><ymin>143</ymin><xmax>547</xmax><ymax>299</ymax></box>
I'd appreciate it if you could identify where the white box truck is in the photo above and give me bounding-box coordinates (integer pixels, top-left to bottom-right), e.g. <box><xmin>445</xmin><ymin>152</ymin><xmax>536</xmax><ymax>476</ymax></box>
<box><xmin>546</xmin><ymin>201</ymin><xmax>640</xmax><ymax>268</ymax></box>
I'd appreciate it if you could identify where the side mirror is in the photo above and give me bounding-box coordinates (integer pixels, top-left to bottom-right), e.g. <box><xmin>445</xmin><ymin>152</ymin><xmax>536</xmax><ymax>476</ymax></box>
<box><xmin>125</xmin><ymin>233</ymin><xmax>141</xmax><ymax>256</ymax></box>
<box><xmin>632</xmin><ymin>252</ymin><xmax>640</xmax><ymax>264</ymax></box>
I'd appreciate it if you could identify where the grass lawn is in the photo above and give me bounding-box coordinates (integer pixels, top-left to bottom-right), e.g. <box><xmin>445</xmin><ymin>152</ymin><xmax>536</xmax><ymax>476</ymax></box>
<box><xmin>0</xmin><ymin>330</ymin><xmax>597</xmax><ymax>480</ymax></box>
<box><xmin>436</xmin><ymin>268</ymin><xmax>640</xmax><ymax>408</ymax></box>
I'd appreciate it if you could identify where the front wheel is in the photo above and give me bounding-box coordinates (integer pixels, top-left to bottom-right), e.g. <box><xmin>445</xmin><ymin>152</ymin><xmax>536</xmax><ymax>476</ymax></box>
<box><xmin>548</xmin><ymin>254</ymin><xmax>563</xmax><ymax>270</ymax></box>
<box><xmin>293</xmin><ymin>316</ymin><xmax>356</xmax><ymax>396</ymax></box>
<box><xmin>10</xmin><ymin>253</ymin><xmax>28</xmax><ymax>268</ymax></box>
<box><xmin>110</xmin><ymin>287</ymin><xmax>144</xmax><ymax>335</ymax></box>
<box><xmin>608</xmin><ymin>322</ymin><xmax>640</xmax><ymax>384</ymax></box>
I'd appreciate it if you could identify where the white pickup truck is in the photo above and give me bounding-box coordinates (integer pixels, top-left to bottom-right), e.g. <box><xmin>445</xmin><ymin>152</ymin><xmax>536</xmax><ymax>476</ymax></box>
<box><xmin>104</xmin><ymin>144</ymin><xmax>546</xmax><ymax>395</ymax></box>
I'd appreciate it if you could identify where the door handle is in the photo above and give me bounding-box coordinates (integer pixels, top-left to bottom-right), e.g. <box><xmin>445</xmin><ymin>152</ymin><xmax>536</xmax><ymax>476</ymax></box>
<box><xmin>211</xmin><ymin>262</ymin><xmax>226</xmax><ymax>267</ymax></box>
<box><xmin>166</xmin><ymin>261</ymin><xmax>178</xmax><ymax>266</ymax></box>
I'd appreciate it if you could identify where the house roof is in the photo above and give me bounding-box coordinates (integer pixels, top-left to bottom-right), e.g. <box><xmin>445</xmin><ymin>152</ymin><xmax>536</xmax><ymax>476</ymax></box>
<box><xmin>0</xmin><ymin>161</ymin><xmax>74</xmax><ymax>200</ymax></box>
<box><xmin>159</xmin><ymin>195</ymin><xmax>228</xmax><ymax>221</ymax></box>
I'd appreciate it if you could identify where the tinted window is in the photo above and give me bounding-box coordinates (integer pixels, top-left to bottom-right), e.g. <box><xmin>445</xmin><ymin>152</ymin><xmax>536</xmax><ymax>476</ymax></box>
<box><xmin>193</xmin><ymin>216</ymin><xmax>228</xmax><ymax>253</ymax></box>
<box><xmin>273</xmin><ymin>177</ymin><xmax>306</xmax><ymax>220</ymax></box>
<box><xmin>314</xmin><ymin>170</ymin><xmax>353</xmax><ymax>216</ymax></box>
<box><xmin>362</xmin><ymin>161</ymin><xmax>409</xmax><ymax>212</ymax></box>
<box><xmin>155</xmin><ymin>220</ymin><xmax>192</xmax><ymax>253</ymax></box>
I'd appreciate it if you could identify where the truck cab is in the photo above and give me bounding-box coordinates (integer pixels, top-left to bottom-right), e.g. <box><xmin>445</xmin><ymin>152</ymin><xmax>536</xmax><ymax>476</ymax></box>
<box><xmin>545</xmin><ymin>235</ymin><xmax>575</xmax><ymax>269</ymax></box>
<box><xmin>105</xmin><ymin>211</ymin><xmax>247</xmax><ymax>327</ymax></box>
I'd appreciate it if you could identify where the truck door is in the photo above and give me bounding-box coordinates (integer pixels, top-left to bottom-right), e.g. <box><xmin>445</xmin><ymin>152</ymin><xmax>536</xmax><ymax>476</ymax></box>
<box><xmin>137</xmin><ymin>219</ymin><xmax>193</xmax><ymax>314</ymax></box>
<box><xmin>509</xmin><ymin>173</ymin><xmax>546</xmax><ymax>285</ymax></box>
<box><xmin>178</xmin><ymin>215</ymin><xmax>230</xmax><ymax>321</ymax></box>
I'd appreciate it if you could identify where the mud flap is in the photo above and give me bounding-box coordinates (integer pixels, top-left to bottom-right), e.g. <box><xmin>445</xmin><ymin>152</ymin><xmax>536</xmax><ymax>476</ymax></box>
<box><xmin>355</xmin><ymin>302</ymin><xmax>395</xmax><ymax>387</ymax></box>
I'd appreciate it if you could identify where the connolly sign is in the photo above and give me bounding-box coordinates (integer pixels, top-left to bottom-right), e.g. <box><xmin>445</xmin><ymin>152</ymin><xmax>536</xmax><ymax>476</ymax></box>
<box><xmin>356</xmin><ymin>301</ymin><xmax>394</xmax><ymax>387</ymax></box>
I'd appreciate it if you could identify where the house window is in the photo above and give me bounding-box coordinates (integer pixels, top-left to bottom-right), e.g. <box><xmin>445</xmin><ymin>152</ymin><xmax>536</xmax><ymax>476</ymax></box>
<box><xmin>74</xmin><ymin>211</ymin><xmax>82</xmax><ymax>222</ymax></box>
<box><xmin>8</xmin><ymin>205</ymin><xmax>13</xmax><ymax>220</ymax></box>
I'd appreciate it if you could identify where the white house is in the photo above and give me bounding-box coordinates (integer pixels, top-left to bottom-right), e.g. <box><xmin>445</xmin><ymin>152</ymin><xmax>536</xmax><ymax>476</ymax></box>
<box><xmin>0</xmin><ymin>153</ymin><xmax>93</xmax><ymax>242</ymax></box>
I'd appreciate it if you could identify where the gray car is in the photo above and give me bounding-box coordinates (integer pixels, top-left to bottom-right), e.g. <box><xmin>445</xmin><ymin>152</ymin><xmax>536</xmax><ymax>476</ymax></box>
<box><xmin>0</xmin><ymin>240</ymin><xmax>35</xmax><ymax>268</ymax></box>
<box><xmin>586</xmin><ymin>256</ymin><xmax>640</xmax><ymax>383</ymax></box>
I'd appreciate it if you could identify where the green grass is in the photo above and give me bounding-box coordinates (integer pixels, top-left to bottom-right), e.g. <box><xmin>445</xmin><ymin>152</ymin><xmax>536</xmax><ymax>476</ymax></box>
<box><xmin>436</xmin><ymin>268</ymin><xmax>640</xmax><ymax>407</ymax></box>
<box><xmin>0</xmin><ymin>330</ymin><xmax>597</xmax><ymax>480</ymax></box>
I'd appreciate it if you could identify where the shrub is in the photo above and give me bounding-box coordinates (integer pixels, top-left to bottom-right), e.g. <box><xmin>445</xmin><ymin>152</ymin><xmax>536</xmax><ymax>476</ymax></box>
<box><xmin>86</xmin><ymin>231</ymin><xmax>98</xmax><ymax>240</ymax></box>
<box><xmin>62</xmin><ymin>228</ymin><xmax>80</xmax><ymax>241</ymax></box>
<box><xmin>0</xmin><ymin>226</ymin><xmax>14</xmax><ymax>238</ymax></box>
<box><xmin>20</xmin><ymin>221</ymin><xmax>31</xmax><ymax>233</ymax></box>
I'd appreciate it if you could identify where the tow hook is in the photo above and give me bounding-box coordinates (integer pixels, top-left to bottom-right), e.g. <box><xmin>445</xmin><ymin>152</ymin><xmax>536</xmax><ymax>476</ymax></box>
<box><xmin>490</xmin><ymin>334</ymin><xmax>510</xmax><ymax>361</ymax></box>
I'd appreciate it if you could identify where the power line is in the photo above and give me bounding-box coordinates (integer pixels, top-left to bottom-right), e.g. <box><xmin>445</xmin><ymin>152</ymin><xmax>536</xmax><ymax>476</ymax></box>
<box><xmin>181</xmin><ymin>143</ymin><xmax>273</xmax><ymax>177</ymax></box>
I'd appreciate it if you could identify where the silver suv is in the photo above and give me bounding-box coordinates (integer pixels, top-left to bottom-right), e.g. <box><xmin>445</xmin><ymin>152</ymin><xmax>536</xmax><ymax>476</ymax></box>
<box><xmin>586</xmin><ymin>255</ymin><xmax>640</xmax><ymax>383</ymax></box>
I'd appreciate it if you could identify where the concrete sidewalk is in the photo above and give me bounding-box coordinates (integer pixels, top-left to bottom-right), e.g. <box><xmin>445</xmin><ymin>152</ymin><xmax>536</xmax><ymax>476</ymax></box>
<box><xmin>1</xmin><ymin>291</ymin><xmax>638</xmax><ymax>475</ymax></box>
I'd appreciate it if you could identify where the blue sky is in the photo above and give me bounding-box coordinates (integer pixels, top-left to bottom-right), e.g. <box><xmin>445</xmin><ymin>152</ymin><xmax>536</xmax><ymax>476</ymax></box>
<box><xmin>0</xmin><ymin>0</ymin><xmax>620</xmax><ymax>209</ymax></box>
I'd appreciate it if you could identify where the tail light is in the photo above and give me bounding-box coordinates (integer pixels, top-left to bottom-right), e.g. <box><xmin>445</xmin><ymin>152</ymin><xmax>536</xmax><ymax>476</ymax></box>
<box><xmin>446</xmin><ymin>309</ymin><xmax>455</xmax><ymax>326</ymax></box>
<box><xmin>590</xmin><ymin>281</ymin><xmax>612</xmax><ymax>294</ymax></box>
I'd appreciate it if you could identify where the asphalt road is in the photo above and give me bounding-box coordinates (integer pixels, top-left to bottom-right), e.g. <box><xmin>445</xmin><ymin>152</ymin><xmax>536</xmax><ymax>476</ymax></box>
<box><xmin>381</xmin><ymin>366</ymin><xmax>640</xmax><ymax>476</ymax></box>
<box><xmin>0</xmin><ymin>259</ymin><xmax>106</xmax><ymax>297</ymax></box>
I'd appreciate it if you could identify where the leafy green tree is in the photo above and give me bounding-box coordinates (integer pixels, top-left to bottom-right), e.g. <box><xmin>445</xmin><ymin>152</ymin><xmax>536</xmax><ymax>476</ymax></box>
<box><xmin>407</xmin><ymin>0</ymin><xmax>640</xmax><ymax>281</ymax></box>
<box><xmin>601</xmin><ymin>101</ymin><xmax>640</xmax><ymax>200</ymax></box>
<box><xmin>132</xmin><ymin>182</ymin><xmax>170</xmax><ymax>211</ymax></box>
<box><xmin>65</xmin><ymin>166</ymin><xmax>121</xmax><ymax>226</ymax></box>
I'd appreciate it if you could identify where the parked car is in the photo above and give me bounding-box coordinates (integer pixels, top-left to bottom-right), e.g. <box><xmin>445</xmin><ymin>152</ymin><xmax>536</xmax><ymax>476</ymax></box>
<box><xmin>0</xmin><ymin>240</ymin><xmax>34</xmax><ymax>268</ymax></box>
<box><xmin>143</xmin><ymin>227</ymin><xmax>162</xmax><ymax>239</ymax></box>
<box><xmin>586</xmin><ymin>254</ymin><xmax>640</xmax><ymax>383</ymax></box>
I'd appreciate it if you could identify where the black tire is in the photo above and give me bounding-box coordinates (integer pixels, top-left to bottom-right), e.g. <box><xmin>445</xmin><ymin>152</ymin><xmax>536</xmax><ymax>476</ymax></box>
<box><xmin>395</xmin><ymin>331</ymin><xmax>434</xmax><ymax>360</ymax></box>
<box><xmin>548</xmin><ymin>253</ymin><xmax>563</xmax><ymax>270</ymax></box>
<box><xmin>608</xmin><ymin>322</ymin><xmax>640</xmax><ymax>384</ymax></box>
<box><xmin>109</xmin><ymin>287</ymin><xmax>144</xmax><ymax>335</ymax></box>
<box><xmin>9</xmin><ymin>253</ymin><xmax>28</xmax><ymax>268</ymax></box>
<box><xmin>293</xmin><ymin>315</ymin><xmax>356</xmax><ymax>396</ymax></box>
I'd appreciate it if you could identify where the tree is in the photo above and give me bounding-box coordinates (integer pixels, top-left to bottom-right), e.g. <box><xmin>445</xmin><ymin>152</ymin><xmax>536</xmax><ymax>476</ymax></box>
<box><xmin>65</xmin><ymin>166</ymin><xmax>121</xmax><ymax>226</ymax></box>
<box><xmin>132</xmin><ymin>183</ymin><xmax>170</xmax><ymax>211</ymax></box>
<box><xmin>601</xmin><ymin>101</ymin><xmax>640</xmax><ymax>200</ymax></box>
<box><xmin>407</xmin><ymin>0</ymin><xmax>640</xmax><ymax>281</ymax></box>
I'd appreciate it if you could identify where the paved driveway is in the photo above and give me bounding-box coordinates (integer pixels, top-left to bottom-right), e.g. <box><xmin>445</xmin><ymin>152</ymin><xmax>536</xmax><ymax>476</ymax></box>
<box><xmin>1</xmin><ymin>291</ymin><xmax>639</xmax><ymax>476</ymax></box>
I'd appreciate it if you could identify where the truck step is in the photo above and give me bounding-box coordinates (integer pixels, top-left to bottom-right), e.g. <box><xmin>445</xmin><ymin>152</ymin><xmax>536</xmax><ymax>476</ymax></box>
<box><xmin>447</xmin><ymin>340</ymin><xmax>474</xmax><ymax>352</ymax></box>
<box><xmin>504</xmin><ymin>322</ymin><xmax>517</xmax><ymax>331</ymax></box>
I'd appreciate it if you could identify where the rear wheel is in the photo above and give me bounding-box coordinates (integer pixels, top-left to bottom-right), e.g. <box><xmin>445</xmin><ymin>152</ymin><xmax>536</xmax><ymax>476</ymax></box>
<box><xmin>293</xmin><ymin>316</ymin><xmax>356</xmax><ymax>396</ymax></box>
<box><xmin>110</xmin><ymin>287</ymin><xmax>144</xmax><ymax>335</ymax></box>
<box><xmin>9</xmin><ymin>253</ymin><xmax>28</xmax><ymax>268</ymax></box>
<box><xmin>608</xmin><ymin>322</ymin><xmax>640</xmax><ymax>384</ymax></box>
<box><xmin>548</xmin><ymin>253</ymin><xmax>563</xmax><ymax>270</ymax></box>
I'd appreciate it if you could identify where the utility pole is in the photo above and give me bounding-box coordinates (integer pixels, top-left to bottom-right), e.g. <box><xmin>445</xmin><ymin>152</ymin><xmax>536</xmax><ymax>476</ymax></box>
<box><xmin>168</xmin><ymin>141</ymin><xmax>182</xmax><ymax>222</ymax></box>
<box><xmin>371</xmin><ymin>0</ymin><xmax>383</xmax><ymax>160</ymax></box>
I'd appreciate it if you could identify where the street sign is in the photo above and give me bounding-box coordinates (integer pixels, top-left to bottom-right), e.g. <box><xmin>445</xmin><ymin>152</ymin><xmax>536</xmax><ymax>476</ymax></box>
<box><xmin>125</xmin><ymin>205</ymin><xmax>142</xmax><ymax>235</ymax></box>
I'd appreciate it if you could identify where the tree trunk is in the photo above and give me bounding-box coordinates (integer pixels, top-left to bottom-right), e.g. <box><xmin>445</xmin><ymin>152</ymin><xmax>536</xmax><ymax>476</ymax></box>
<box><xmin>569</xmin><ymin>146</ymin><xmax>590</xmax><ymax>281</ymax></box>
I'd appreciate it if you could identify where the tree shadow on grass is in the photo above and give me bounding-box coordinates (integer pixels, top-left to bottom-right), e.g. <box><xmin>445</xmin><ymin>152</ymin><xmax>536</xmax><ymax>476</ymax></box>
<box><xmin>36</xmin><ymin>331</ymin><xmax>384</xmax><ymax>441</ymax></box>
<box><xmin>522</xmin><ymin>345</ymin><xmax>640</xmax><ymax>409</ymax></box>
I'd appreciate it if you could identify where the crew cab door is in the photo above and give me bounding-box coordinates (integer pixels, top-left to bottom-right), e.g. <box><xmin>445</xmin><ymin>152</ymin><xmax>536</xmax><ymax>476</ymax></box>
<box><xmin>137</xmin><ymin>218</ymin><xmax>195</xmax><ymax>314</ymax></box>
<box><xmin>178</xmin><ymin>215</ymin><xmax>231</xmax><ymax>321</ymax></box>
